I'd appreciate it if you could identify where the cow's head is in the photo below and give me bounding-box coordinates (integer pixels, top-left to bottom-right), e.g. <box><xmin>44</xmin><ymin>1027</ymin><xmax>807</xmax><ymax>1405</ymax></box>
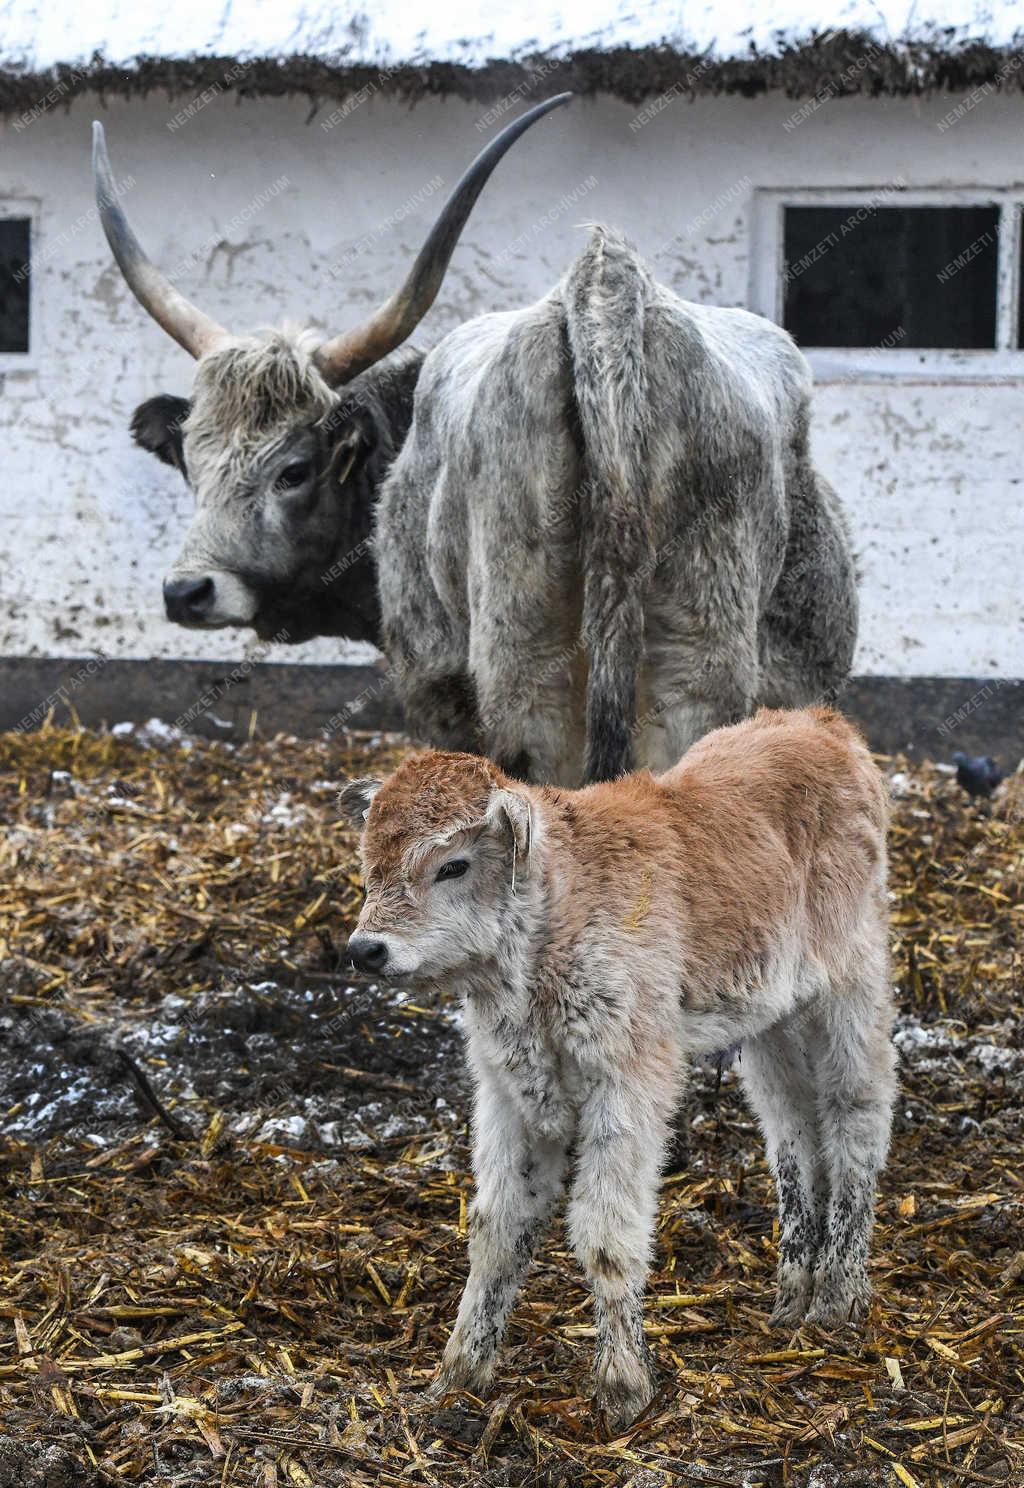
<box><xmin>126</xmin><ymin>339</ymin><xmax>423</xmax><ymax>644</ymax></box>
<box><xmin>93</xmin><ymin>94</ymin><xmax>570</xmax><ymax>642</ymax></box>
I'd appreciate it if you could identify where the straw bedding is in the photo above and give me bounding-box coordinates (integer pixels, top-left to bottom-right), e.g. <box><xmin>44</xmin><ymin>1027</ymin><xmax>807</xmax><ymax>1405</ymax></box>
<box><xmin>1</xmin><ymin>721</ymin><xmax>1021</xmax><ymax>1486</ymax></box>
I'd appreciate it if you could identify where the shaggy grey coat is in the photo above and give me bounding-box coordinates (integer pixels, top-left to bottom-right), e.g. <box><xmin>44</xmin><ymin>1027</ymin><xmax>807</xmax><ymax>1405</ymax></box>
<box><xmin>377</xmin><ymin>225</ymin><xmax>857</xmax><ymax>783</ymax></box>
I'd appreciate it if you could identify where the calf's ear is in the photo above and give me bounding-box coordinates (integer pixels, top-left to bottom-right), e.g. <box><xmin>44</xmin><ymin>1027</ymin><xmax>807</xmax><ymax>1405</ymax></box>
<box><xmin>131</xmin><ymin>395</ymin><xmax>191</xmax><ymax>474</ymax></box>
<box><xmin>339</xmin><ymin>777</ymin><xmax>382</xmax><ymax>825</ymax></box>
<box><xmin>486</xmin><ymin>787</ymin><xmax>532</xmax><ymax>863</ymax></box>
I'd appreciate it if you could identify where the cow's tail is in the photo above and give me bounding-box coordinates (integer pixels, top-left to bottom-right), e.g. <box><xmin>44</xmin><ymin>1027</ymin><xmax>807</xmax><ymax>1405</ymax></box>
<box><xmin>564</xmin><ymin>225</ymin><xmax>656</xmax><ymax>782</ymax></box>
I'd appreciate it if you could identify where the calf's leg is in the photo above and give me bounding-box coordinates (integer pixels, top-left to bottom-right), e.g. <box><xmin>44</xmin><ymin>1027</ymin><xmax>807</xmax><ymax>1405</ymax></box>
<box><xmin>805</xmin><ymin>948</ymin><xmax>896</xmax><ymax>1326</ymax></box>
<box><xmin>568</xmin><ymin>1069</ymin><xmax>678</xmax><ymax>1428</ymax></box>
<box><xmin>434</xmin><ymin>1070</ymin><xmax>567</xmax><ymax>1395</ymax></box>
<box><xmin>740</xmin><ymin>1018</ymin><xmax>827</xmax><ymax>1326</ymax></box>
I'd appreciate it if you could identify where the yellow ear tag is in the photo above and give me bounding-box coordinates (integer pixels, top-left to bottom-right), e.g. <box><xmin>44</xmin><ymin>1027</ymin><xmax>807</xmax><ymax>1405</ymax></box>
<box><xmin>335</xmin><ymin>444</ymin><xmax>358</xmax><ymax>486</ymax></box>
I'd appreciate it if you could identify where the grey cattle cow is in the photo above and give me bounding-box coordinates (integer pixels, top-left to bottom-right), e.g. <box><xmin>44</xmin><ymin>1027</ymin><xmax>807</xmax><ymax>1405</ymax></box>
<box><xmin>96</xmin><ymin>102</ymin><xmax>857</xmax><ymax>784</ymax></box>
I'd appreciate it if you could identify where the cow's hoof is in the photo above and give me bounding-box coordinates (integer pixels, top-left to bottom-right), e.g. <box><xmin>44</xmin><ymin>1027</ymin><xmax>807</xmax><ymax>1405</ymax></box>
<box><xmin>769</xmin><ymin>1294</ymin><xmax>809</xmax><ymax>1329</ymax></box>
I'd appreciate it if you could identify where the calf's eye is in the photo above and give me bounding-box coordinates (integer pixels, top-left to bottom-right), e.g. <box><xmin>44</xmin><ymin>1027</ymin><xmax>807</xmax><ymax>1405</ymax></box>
<box><xmin>435</xmin><ymin>859</ymin><xmax>469</xmax><ymax>883</ymax></box>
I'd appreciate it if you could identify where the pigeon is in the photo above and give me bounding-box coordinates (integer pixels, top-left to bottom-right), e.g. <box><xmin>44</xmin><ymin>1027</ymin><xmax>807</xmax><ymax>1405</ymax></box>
<box><xmin>951</xmin><ymin>752</ymin><xmax>1003</xmax><ymax>800</ymax></box>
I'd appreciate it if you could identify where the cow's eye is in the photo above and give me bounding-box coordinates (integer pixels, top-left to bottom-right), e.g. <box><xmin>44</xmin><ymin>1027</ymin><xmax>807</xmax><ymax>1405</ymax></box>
<box><xmin>435</xmin><ymin>859</ymin><xmax>469</xmax><ymax>883</ymax></box>
<box><xmin>278</xmin><ymin>461</ymin><xmax>312</xmax><ymax>489</ymax></box>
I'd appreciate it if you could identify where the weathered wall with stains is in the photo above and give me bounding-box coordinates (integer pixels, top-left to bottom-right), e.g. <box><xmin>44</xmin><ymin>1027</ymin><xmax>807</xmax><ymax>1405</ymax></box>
<box><xmin>1</xmin><ymin>88</ymin><xmax>1021</xmax><ymax>678</ymax></box>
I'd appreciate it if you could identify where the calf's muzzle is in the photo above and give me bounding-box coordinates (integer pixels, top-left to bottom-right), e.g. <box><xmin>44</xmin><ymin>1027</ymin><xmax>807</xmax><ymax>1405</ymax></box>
<box><xmin>347</xmin><ymin>934</ymin><xmax>389</xmax><ymax>973</ymax></box>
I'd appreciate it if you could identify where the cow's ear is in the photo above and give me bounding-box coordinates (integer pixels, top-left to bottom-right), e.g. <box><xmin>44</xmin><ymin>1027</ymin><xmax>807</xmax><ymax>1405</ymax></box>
<box><xmin>131</xmin><ymin>395</ymin><xmax>191</xmax><ymax>474</ymax></box>
<box><xmin>324</xmin><ymin>412</ymin><xmax>376</xmax><ymax>491</ymax></box>
<box><xmin>338</xmin><ymin>776</ymin><xmax>382</xmax><ymax>825</ymax></box>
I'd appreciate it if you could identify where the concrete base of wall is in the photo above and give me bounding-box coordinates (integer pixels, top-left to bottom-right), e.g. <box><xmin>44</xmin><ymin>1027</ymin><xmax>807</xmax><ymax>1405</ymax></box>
<box><xmin>0</xmin><ymin>656</ymin><xmax>1019</xmax><ymax>763</ymax></box>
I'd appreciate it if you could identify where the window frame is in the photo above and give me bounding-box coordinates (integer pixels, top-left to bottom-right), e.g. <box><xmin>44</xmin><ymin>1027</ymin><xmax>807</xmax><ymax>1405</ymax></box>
<box><xmin>750</xmin><ymin>186</ymin><xmax>1024</xmax><ymax>382</ymax></box>
<box><xmin>0</xmin><ymin>199</ymin><xmax>39</xmax><ymax>371</ymax></box>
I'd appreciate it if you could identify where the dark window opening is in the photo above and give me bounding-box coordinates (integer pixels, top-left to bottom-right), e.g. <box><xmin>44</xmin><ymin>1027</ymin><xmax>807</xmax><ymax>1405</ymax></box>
<box><xmin>0</xmin><ymin>218</ymin><xmax>31</xmax><ymax>353</ymax></box>
<box><xmin>783</xmin><ymin>205</ymin><xmax>1000</xmax><ymax>349</ymax></box>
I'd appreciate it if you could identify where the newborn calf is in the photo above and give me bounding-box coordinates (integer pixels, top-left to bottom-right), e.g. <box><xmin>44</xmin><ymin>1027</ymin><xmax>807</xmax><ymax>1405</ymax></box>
<box><xmin>341</xmin><ymin>707</ymin><xmax>895</xmax><ymax>1426</ymax></box>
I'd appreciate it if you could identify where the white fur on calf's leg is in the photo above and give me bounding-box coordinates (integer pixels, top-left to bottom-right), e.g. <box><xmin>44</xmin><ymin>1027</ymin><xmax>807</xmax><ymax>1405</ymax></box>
<box><xmin>740</xmin><ymin>1020</ymin><xmax>827</xmax><ymax>1327</ymax></box>
<box><xmin>805</xmin><ymin>955</ymin><xmax>896</xmax><ymax>1326</ymax></box>
<box><xmin>567</xmin><ymin>1071</ymin><xmax>677</xmax><ymax>1428</ymax></box>
<box><xmin>436</xmin><ymin>1069</ymin><xmax>567</xmax><ymax>1394</ymax></box>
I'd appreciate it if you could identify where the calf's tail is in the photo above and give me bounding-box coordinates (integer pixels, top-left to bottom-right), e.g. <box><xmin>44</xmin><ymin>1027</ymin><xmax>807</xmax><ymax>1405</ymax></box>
<box><xmin>564</xmin><ymin>225</ymin><xmax>657</xmax><ymax>782</ymax></box>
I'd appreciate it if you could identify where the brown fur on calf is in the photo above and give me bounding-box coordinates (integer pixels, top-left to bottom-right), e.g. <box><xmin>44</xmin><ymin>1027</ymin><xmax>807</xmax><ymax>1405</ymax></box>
<box><xmin>342</xmin><ymin>707</ymin><xmax>895</xmax><ymax>1427</ymax></box>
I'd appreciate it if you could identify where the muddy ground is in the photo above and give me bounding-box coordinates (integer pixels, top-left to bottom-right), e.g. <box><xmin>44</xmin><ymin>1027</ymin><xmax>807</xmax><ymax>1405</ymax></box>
<box><xmin>0</xmin><ymin>722</ymin><xmax>1021</xmax><ymax>1487</ymax></box>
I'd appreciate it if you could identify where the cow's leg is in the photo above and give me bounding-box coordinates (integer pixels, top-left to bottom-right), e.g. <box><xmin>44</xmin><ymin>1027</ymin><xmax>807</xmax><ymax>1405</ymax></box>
<box><xmin>379</xmin><ymin>559</ymin><xmax>480</xmax><ymax>752</ymax></box>
<box><xmin>805</xmin><ymin>942</ymin><xmax>896</xmax><ymax>1326</ymax></box>
<box><xmin>375</xmin><ymin>470</ymin><xmax>482</xmax><ymax>753</ymax></box>
<box><xmin>398</xmin><ymin>668</ymin><xmax>480</xmax><ymax>754</ymax></box>
<box><xmin>740</xmin><ymin>1019</ymin><xmax>828</xmax><ymax>1327</ymax></box>
<box><xmin>568</xmin><ymin>1065</ymin><xmax>680</xmax><ymax>1428</ymax></box>
<box><xmin>434</xmin><ymin>1068</ymin><xmax>567</xmax><ymax>1395</ymax></box>
<box><xmin>757</xmin><ymin>466</ymin><xmax>858</xmax><ymax>711</ymax></box>
<box><xmin>637</xmin><ymin>556</ymin><xmax>761</xmax><ymax>769</ymax></box>
<box><xmin>472</xmin><ymin>617</ymin><xmax>587</xmax><ymax>787</ymax></box>
<box><xmin>636</xmin><ymin>646</ymin><xmax>758</xmax><ymax>770</ymax></box>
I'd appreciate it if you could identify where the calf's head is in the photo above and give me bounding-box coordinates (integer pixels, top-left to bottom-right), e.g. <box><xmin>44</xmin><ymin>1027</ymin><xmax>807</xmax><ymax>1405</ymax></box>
<box><xmin>341</xmin><ymin>751</ymin><xmax>533</xmax><ymax>982</ymax></box>
<box><xmin>93</xmin><ymin>94</ymin><xmax>570</xmax><ymax>640</ymax></box>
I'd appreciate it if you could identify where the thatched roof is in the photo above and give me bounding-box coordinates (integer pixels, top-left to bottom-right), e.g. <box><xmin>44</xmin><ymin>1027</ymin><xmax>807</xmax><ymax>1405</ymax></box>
<box><xmin>2</xmin><ymin>0</ymin><xmax>1023</xmax><ymax>116</ymax></box>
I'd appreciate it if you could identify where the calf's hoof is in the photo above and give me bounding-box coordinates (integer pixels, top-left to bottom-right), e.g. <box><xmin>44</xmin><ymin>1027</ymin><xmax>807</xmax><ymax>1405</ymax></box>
<box><xmin>594</xmin><ymin>1352</ymin><xmax>656</xmax><ymax>1432</ymax></box>
<box><xmin>769</xmin><ymin>1293</ymin><xmax>809</xmax><ymax>1330</ymax></box>
<box><xmin>427</xmin><ymin>1346</ymin><xmax>494</xmax><ymax>1400</ymax></box>
<box><xmin>804</xmin><ymin>1269</ymin><xmax>871</xmax><ymax>1328</ymax></box>
<box><xmin>769</xmin><ymin>1263</ymin><xmax>815</xmax><ymax>1328</ymax></box>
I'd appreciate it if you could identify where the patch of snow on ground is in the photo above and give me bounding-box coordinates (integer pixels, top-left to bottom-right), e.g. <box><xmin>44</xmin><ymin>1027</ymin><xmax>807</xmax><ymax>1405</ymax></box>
<box><xmin>137</xmin><ymin>717</ymin><xmax>189</xmax><ymax>748</ymax></box>
<box><xmin>256</xmin><ymin>1114</ymin><xmax>310</xmax><ymax>1143</ymax></box>
<box><xmin>893</xmin><ymin>1017</ymin><xmax>955</xmax><ymax>1055</ymax></box>
<box><xmin>971</xmin><ymin>1043</ymin><xmax>1021</xmax><ymax>1074</ymax></box>
<box><xmin>261</xmin><ymin>793</ymin><xmax>309</xmax><ymax>827</ymax></box>
<box><xmin>6</xmin><ymin>1074</ymin><xmax>94</xmax><ymax>1136</ymax></box>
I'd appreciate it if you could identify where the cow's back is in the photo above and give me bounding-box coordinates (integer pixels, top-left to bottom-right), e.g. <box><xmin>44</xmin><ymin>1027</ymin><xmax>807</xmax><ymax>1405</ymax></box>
<box><xmin>379</xmin><ymin>228</ymin><xmax>814</xmax><ymax>607</ymax></box>
<box><xmin>374</xmin><ymin>229</ymin><xmax>856</xmax><ymax>784</ymax></box>
<box><xmin>377</xmin><ymin>290</ymin><xmax>583</xmax><ymax>626</ymax></box>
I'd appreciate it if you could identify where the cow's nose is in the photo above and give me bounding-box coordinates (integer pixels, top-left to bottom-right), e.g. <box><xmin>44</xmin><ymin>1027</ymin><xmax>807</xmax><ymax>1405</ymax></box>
<box><xmin>164</xmin><ymin>575</ymin><xmax>215</xmax><ymax>624</ymax></box>
<box><xmin>347</xmin><ymin>935</ymin><xmax>389</xmax><ymax>973</ymax></box>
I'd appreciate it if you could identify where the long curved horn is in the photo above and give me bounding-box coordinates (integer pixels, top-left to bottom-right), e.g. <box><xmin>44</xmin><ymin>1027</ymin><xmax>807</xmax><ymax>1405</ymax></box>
<box><xmin>313</xmin><ymin>92</ymin><xmax>572</xmax><ymax>387</ymax></box>
<box><xmin>92</xmin><ymin>121</ymin><xmax>230</xmax><ymax>359</ymax></box>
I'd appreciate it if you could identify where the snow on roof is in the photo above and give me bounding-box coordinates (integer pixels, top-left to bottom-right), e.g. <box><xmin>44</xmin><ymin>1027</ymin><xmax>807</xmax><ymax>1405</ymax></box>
<box><xmin>3</xmin><ymin>0</ymin><xmax>1022</xmax><ymax>71</ymax></box>
<box><xmin>0</xmin><ymin>0</ymin><xmax>1021</xmax><ymax>112</ymax></box>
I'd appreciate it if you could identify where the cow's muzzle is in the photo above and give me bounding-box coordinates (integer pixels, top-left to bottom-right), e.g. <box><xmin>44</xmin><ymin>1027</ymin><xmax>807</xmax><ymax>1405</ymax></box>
<box><xmin>162</xmin><ymin>570</ymin><xmax>259</xmax><ymax>628</ymax></box>
<box><xmin>164</xmin><ymin>575</ymin><xmax>215</xmax><ymax>624</ymax></box>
